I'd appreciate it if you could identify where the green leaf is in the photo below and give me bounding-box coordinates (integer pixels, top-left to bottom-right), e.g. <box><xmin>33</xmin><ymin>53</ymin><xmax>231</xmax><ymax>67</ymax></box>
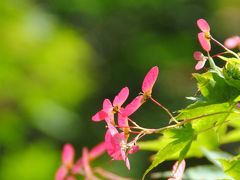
<box><xmin>177</xmin><ymin>102</ymin><xmax>232</xmax><ymax>131</ymax></box>
<box><xmin>193</xmin><ymin>72</ymin><xmax>239</xmax><ymax>103</ymax></box>
<box><xmin>223</xmin><ymin>61</ymin><xmax>240</xmax><ymax>90</ymax></box>
<box><xmin>142</xmin><ymin>125</ymin><xmax>194</xmax><ymax>179</ymax></box>
<box><xmin>178</xmin><ymin>140</ymin><xmax>192</xmax><ymax>164</ymax></box>
<box><xmin>142</xmin><ymin>139</ymin><xmax>188</xmax><ymax>179</ymax></box>
<box><xmin>221</xmin><ymin>129</ymin><xmax>240</xmax><ymax>144</ymax></box>
<box><xmin>138</xmin><ymin>138</ymin><xmax>172</xmax><ymax>151</ymax></box>
<box><xmin>220</xmin><ymin>158</ymin><xmax>240</xmax><ymax>179</ymax></box>
<box><xmin>193</xmin><ymin>72</ymin><xmax>215</xmax><ymax>99</ymax></box>
<box><xmin>218</xmin><ymin>56</ymin><xmax>240</xmax><ymax>64</ymax></box>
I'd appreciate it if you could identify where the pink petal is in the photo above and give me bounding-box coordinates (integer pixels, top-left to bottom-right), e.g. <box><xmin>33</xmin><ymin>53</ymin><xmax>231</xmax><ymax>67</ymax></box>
<box><xmin>193</xmin><ymin>51</ymin><xmax>204</xmax><ymax>61</ymax></box>
<box><xmin>125</xmin><ymin>157</ymin><xmax>130</xmax><ymax>170</ymax></box>
<box><xmin>120</xmin><ymin>148</ymin><xmax>130</xmax><ymax>170</ymax></box>
<box><xmin>118</xmin><ymin>112</ymin><xmax>129</xmax><ymax>128</ymax></box>
<box><xmin>62</xmin><ymin>144</ymin><xmax>75</xmax><ymax>168</ymax></box>
<box><xmin>128</xmin><ymin>145</ymin><xmax>139</xmax><ymax>154</ymax></box>
<box><xmin>82</xmin><ymin>148</ymin><xmax>90</xmax><ymax>172</ymax></box>
<box><xmin>82</xmin><ymin>148</ymin><xmax>95</xmax><ymax>179</ymax></box>
<box><xmin>198</xmin><ymin>32</ymin><xmax>211</xmax><ymax>52</ymax></box>
<box><xmin>55</xmin><ymin>166</ymin><xmax>68</xmax><ymax>180</ymax></box>
<box><xmin>105</xmin><ymin>129</ymin><xmax>124</xmax><ymax>160</ymax></box>
<box><xmin>107</xmin><ymin>122</ymin><xmax>118</xmax><ymax>136</ymax></box>
<box><xmin>92</xmin><ymin>110</ymin><xmax>108</xmax><ymax>122</ymax></box>
<box><xmin>142</xmin><ymin>66</ymin><xmax>159</xmax><ymax>94</ymax></box>
<box><xmin>89</xmin><ymin>142</ymin><xmax>106</xmax><ymax>160</ymax></box>
<box><xmin>169</xmin><ymin>160</ymin><xmax>186</xmax><ymax>180</ymax></box>
<box><xmin>113</xmin><ymin>87</ymin><xmax>129</xmax><ymax>107</ymax></box>
<box><xmin>103</xmin><ymin>99</ymin><xmax>113</xmax><ymax>112</ymax></box>
<box><xmin>105</xmin><ymin>113</ymin><xmax>115</xmax><ymax>125</ymax></box>
<box><xmin>71</xmin><ymin>159</ymin><xmax>83</xmax><ymax>174</ymax></box>
<box><xmin>123</xmin><ymin>95</ymin><xmax>144</xmax><ymax>116</ymax></box>
<box><xmin>197</xmin><ymin>18</ymin><xmax>210</xmax><ymax>32</ymax></box>
<box><xmin>195</xmin><ymin>60</ymin><xmax>206</xmax><ymax>70</ymax></box>
<box><xmin>224</xmin><ymin>36</ymin><xmax>240</xmax><ymax>49</ymax></box>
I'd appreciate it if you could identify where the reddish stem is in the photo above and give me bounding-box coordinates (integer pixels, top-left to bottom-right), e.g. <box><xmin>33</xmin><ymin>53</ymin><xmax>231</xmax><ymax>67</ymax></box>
<box><xmin>211</xmin><ymin>36</ymin><xmax>239</xmax><ymax>59</ymax></box>
<box><xmin>149</xmin><ymin>97</ymin><xmax>178</xmax><ymax>123</ymax></box>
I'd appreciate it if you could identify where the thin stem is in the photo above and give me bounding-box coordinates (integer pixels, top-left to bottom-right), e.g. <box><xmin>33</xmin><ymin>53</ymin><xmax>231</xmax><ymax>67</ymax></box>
<box><xmin>149</xmin><ymin>97</ymin><xmax>179</xmax><ymax>124</ymax></box>
<box><xmin>211</xmin><ymin>37</ymin><xmax>240</xmax><ymax>59</ymax></box>
<box><xmin>153</xmin><ymin>111</ymin><xmax>231</xmax><ymax>133</ymax></box>
<box><xmin>128</xmin><ymin>117</ymin><xmax>143</xmax><ymax>129</ymax></box>
<box><xmin>211</xmin><ymin>51</ymin><xmax>227</xmax><ymax>58</ymax></box>
<box><xmin>114</xmin><ymin>125</ymin><xmax>139</xmax><ymax>129</ymax></box>
<box><xmin>129</xmin><ymin>130</ymin><xmax>142</xmax><ymax>134</ymax></box>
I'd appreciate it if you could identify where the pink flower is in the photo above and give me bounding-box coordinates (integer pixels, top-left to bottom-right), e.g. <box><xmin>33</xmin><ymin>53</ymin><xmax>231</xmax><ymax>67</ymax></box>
<box><xmin>116</xmin><ymin>66</ymin><xmax>159</xmax><ymax>131</ymax></box>
<box><xmin>104</xmin><ymin>128</ymin><xmax>139</xmax><ymax>170</ymax></box>
<box><xmin>168</xmin><ymin>160</ymin><xmax>186</xmax><ymax>180</ymax></box>
<box><xmin>92</xmin><ymin>87</ymin><xmax>129</xmax><ymax>124</ymax></box>
<box><xmin>55</xmin><ymin>166</ymin><xmax>68</xmax><ymax>180</ymax></box>
<box><xmin>72</xmin><ymin>142</ymin><xmax>106</xmax><ymax>174</ymax></box>
<box><xmin>81</xmin><ymin>147</ymin><xmax>98</xmax><ymax>179</ymax></box>
<box><xmin>193</xmin><ymin>51</ymin><xmax>207</xmax><ymax>70</ymax></box>
<box><xmin>55</xmin><ymin>144</ymin><xmax>76</xmax><ymax>180</ymax></box>
<box><xmin>120</xmin><ymin>95</ymin><xmax>144</xmax><ymax>118</ymax></box>
<box><xmin>197</xmin><ymin>19</ymin><xmax>211</xmax><ymax>52</ymax></box>
<box><xmin>142</xmin><ymin>66</ymin><xmax>159</xmax><ymax>98</ymax></box>
<box><xmin>62</xmin><ymin>144</ymin><xmax>75</xmax><ymax>168</ymax></box>
<box><xmin>88</xmin><ymin>142</ymin><xmax>106</xmax><ymax>160</ymax></box>
<box><xmin>224</xmin><ymin>36</ymin><xmax>240</xmax><ymax>49</ymax></box>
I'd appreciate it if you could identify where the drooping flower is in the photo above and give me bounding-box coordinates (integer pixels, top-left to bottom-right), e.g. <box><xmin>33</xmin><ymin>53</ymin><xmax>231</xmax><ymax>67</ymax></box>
<box><xmin>224</xmin><ymin>36</ymin><xmax>240</xmax><ymax>49</ymax></box>
<box><xmin>104</xmin><ymin>128</ymin><xmax>139</xmax><ymax>170</ymax></box>
<box><xmin>168</xmin><ymin>160</ymin><xmax>186</xmax><ymax>180</ymax></box>
<box><xmin>197</xmin><ymin>18</ymin><xmax>211</xmax><ymax>52</ymax></box>
<box><xmin>193</xmin><ymin>51</ymin><xmax>207</xmax><ymax>70</ymax></box>
<box><xmin>92</xmin><ymin>87</ymin><xmax>129</xmax><ymax>124</ymax></box>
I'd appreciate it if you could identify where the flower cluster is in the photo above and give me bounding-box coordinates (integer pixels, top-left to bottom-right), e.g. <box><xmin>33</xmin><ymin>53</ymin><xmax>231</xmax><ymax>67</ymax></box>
<box><xmin>92</xmin><ymin>66</ymin><xmax>160</xmax><ymax>169</ymax></box>
<box><xmin>194</xmin><ymin>18</ymin><xmax>239</xmax><ymax>71</ymax></box>
<box><xmin>55</xmin><ymin>18</ymin><xmax>240</xmax><ymax>180</ymax></box>
<box><xmin>55</xmin><ymin>143</ymin><xmax>132</xmax><ymax>180</ymax></box>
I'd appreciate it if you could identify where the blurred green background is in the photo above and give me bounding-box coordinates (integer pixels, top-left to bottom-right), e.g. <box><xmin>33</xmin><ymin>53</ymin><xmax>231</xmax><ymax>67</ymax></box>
<box><xmin>0</xmin><ymin>0</ymin><xmax>239</xmax><ymax>179</ymax></box>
